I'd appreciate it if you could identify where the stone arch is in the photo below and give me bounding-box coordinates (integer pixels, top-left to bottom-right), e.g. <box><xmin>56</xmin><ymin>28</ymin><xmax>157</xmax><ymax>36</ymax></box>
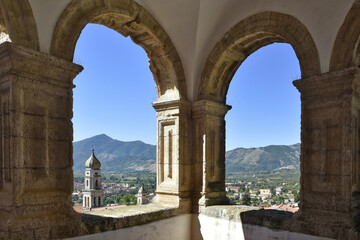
<box><xmin>198</xmin><ymin>12</ymin><xmax>321</xmax><ymax>103</ymax></box>
<box><xmin>330</xmin><ymin>1</ymin><xmax>360</xmax><ymax>70</ymax></box>
<box><xmin>0</xmin><ymin>7</ymin><xmax>7</xmax><ymax>34</ymax></box>
<box><xmin>0</xmin><ymin>0</ymin><xmax>39</xmax><ymax>50</ymax></box>
<box><xmin>50</xmin><ymin>0</ymin><xmax>187</xmax><ymax>100</ymax></box>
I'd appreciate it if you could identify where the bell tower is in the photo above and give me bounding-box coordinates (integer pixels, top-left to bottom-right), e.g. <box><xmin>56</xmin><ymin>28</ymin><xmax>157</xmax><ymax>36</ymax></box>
<box><xmin>82</xmin><ymin>149</ymin><xmax>104</xmax><ymax>211</ymax></box>
<box><xmin>137</xmin><ymin>185</ymin><xmax>148</xmax><ymax>205</ymax></box>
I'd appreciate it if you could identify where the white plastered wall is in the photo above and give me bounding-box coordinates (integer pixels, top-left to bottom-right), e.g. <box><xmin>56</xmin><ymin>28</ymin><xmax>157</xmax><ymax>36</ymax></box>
<box><xmin>67</xmin><ymin>214</ymin><xmax>192</xmax><ymax>240</ymax></box>
<box><xmin>198</xmin><ymin>214</ymin><xmax>334</xmax><ymax>240</ymax></box>
<box><xmin>28</xmin><ymin>0</ymin><xmax>354</xmax><ymax>101</ymax></box>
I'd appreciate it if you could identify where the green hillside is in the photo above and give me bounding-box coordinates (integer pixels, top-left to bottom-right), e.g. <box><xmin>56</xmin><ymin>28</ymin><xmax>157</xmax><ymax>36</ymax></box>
<box><xmin>73</xmin><ymin>134</ymin><xmax>300</xmax><ymax>174</ymax></box>
<box><xmin>73</xmin><ymin>134</ymin><xmax>156</xmax><ymax>173</ymax></box>
<box><xmin>225</xmin><ymin>143</ymin><xmax>300</xmax><ymax>172</ymax></box>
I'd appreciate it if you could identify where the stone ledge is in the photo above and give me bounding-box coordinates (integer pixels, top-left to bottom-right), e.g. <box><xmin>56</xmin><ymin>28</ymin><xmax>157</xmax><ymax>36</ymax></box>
<box><xmin>199</xmin><ymin>205</ymin><xmax>293</xmax><ymax>231</ymax></box>
<box><xmin>78</xmin><ymin>203</ymin><xmax>187</xmax><ymax>236</ymax></box>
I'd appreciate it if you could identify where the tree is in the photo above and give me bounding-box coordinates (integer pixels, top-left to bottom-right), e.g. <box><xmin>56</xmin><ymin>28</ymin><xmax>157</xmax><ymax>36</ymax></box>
<box><xmin>227</xmin><ymin>190</ymin><xmax>235</xmax><ymax>196</ymax></box>
<box><xmin>240</xmin><ymin>193</ymin><xmax>251</xmax><ymax>206</ymax></box>
<box><xmin>122</xmin><ymin>193</ymin><xmax>137</xmax><ymax>205</ymax></box>
<box><xmin>294</xmin><ymin>191</ymin><xmax>300</xmax><ymax>202</ymax></box>
<box><xmin>109</xmin><ymin>175</ymin><xmax>118</xmax><ymax>182</ymax></box>
<box><xmin>270</xmin><ymin>186</ymin><xmax>276</xmax><ymax>195</ymax></box>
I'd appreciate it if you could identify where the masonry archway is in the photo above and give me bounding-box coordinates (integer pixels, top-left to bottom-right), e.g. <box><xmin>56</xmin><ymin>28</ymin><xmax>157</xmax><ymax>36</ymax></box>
<box><xmin>0</xmin><ymin>0</ymin><xmax>39</xmax><ymax>50</ymax></box>
<box><xmin>194</xmin><ymin>12</ymin><xmax>320</xmax><ymax>207</ymax></box>
<box><xmin>330</xmin><ymin>1</ymin><xmax>360</xmax><ymax>71</ymax></box>
<box><xmin>198</xmin><ymin>12</ymin><xmax>320</xmax><ymax>103</ymax></box>
<box><xmin>194</xmin><ymin>11</ymin><xmax>360</xmax><ymax>239</ymax></box>
<box><xmin>51</xmin><ymin>0</ymin><xmax>191</xmax><ymax>209</ymax></box>
<box><xmin>51</xmin><ymin>0</ymin><xmax>186</xmax><ymax>101</ymax></box>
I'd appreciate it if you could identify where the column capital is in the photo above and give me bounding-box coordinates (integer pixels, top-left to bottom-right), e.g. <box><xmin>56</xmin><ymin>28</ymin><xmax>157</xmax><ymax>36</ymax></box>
<box><xmin>0</xmin><ymin>42</ymin><xmax>83</xmax><ymax>88</ymax></box>
<box><xmin>192</xmin><ymin>99</ymin><xmax>232</xmax><ymax>119</ymax></box>
<box><xmin>293</xmin><ymin>67</ymin><xmax>360</xmax><ymax>99</ymax></box>
<box><xmin>152</xmin><ymin>99</ymin><xmax>191</xmax><ymax>113</ymax></box>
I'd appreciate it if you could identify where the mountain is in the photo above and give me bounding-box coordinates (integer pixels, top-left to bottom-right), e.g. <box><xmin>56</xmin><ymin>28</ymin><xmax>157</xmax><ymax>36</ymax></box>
<box><xmin>73</xmin><ymin>134</ymin><xmax>300</xmax><ymax>173</ymax></box>
<box><xmin>225</xmin><ymin>143</ymin><xmax>300</xmax><ymax>172</ymax></box>
<box><xmin>73</xmin><ymin>134</ymin><xmax>156</xmax><ymax>173</ymax></box>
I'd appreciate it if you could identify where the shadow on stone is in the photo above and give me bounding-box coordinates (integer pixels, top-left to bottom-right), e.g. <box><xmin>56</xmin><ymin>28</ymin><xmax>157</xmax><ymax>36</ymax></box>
<box><xmin>240</xmin><ymin>209</ymin><xmax>294</xmax><ymax>231</ymax></box>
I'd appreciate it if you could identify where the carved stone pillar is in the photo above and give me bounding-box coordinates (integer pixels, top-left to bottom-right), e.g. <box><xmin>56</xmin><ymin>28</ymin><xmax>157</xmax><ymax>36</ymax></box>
<box><xmin>293</xmin><ymin>67</ymin><xmax>360</xmax><ymax>239</ymax></box>
<box><xmin>152</xmin><ymin>100</ymin><xmax>192</xmax><ymax>211</ymax></box>
<box><xmin>192</xmin><ymin>99</ymin><xmax>231</xmax><ymax>207</ymax></box>
<box><xmin>0</xmin><ymin>42</ymin><xmax>83</xmax><ymax>239</ymax></box>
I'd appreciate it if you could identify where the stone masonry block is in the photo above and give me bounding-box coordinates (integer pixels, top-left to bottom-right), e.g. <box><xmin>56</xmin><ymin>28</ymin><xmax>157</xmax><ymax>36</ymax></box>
<box><xmin>47</xmin><ymin>118</ymin><xmax>72</xmax><ymax>141</ymax></box>
<box><xmin>17</xmin><ymin>82</ymin><xmax>71</xmax><ymax>119</ymax></box>
<box><xmin>47</xmin><ymin>140</ymin><xmax>72</xmax><ymax>168</ymax></box>
<box><xmin>22</xmin><ymin>114</ymin><xmax>46</xmax><ymax>139</ymax></box>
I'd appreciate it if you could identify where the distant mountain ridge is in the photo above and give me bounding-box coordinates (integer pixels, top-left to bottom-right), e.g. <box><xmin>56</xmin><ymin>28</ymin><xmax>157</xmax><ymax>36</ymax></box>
<box><xmin>225</xmin><ymin>143</ymin><xmax>300</xmax><ymax>172</ymax></box>
<box><xmin>73</xmin><ymin>134</ymin><xmax>156</xmax><ymax>173</ymax></box>
<box><xmin>73</xmin><ymin>134</ymin><xmax>300</xmax><ymax>173</ymax></box>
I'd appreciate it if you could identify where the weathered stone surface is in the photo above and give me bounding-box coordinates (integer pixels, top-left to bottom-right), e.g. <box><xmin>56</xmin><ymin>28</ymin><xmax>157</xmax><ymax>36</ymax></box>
<box><xmin>77</xmin><ymin>204</ymin><xmax>187</xmax><ymax>236</ymax></box>
<box><xmin>330</xmin><ymin>2</ymin><xmax>360</xmax><ymax>71</ymax></box>
<box><xmin>0</xmin><ymin>42</ymin><xmax>82</xmax><ymax>239</ymax></box>
<box><xmin>0</xmin><ymin>0</ymin><xmax>359</xmax><ymax>239</ymax></box>
<box><xmin>292</xmin><ymin>67</ymin><xmax>360</xmax><ymax>239</ymax></box>
<box><xmin>0</xmin><ymin>0</ymin><xmax>39</xmax><ymax>50</ymax></box>
<box><xmin>152</xmin><ymin>100</ymin><xmax>192</xmax><ymax>210</ymax></box>
<box><xmin>192</xmin><ymin>100</ymin><xmax>231</xmax><ymax>208</ymax></box>
<box><xmin>50</xmin><ymin>0</ymin><xmax>187</xmax><ymax>100</ymax></box>
<box><xmin>198</xmin><ymin>12</ymin><xmax>321</xmax><ymax>103</ymax></box>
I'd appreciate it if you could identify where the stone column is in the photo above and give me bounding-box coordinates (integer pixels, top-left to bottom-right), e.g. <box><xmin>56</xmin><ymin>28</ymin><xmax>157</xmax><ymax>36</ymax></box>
<box><xmin>152</xmin><ymin>100</ymin><xmax>192</xmax><ymax>211</ymax></box>
<box><xmin>293</xmin><ymin>67</ymin><xmax>360</xmax><ymax>239</ymax></box>
<box><xmin>192</xmin><ymin>99</ymin><xmax>231</xmax><ymax>207</ymax></box>
<box><xmin>0</xmin><ymin>42</ymin><xmax>83</xmax><ymax>239</ymax></box>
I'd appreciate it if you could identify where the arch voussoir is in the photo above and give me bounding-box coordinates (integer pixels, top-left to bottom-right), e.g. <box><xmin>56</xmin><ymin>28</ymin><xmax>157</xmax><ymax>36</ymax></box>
<box><xmin>0</xmin><ymin>0</ymin><xmax>39</xmax><ymax>50</ymax></box>
<box><xmin>330</xmin><ymin>2</ymin><xmax>360</xmax><ymax>70</ymax></box>
<box><xmin>51</xmin><ymin>0</ymin><xmax>186</xmax><ymax>100</ymax></box>
<box><xmin>198</xmin><ymin>11</ymin><xmax>320</xmax><ymax>102</ymax></box>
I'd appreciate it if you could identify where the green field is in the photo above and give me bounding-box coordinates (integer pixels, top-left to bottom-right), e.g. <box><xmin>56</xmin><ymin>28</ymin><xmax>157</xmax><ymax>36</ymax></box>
<box><xmin>226</xmin><ymin>169</ymin><xmax>300</xmax><ymax>192</ymax></box>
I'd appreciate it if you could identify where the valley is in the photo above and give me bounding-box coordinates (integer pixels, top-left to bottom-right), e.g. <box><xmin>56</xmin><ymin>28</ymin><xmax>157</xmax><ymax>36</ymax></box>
<box><xmin>73</xmin><ymin>134</ymin><xmax>301</xmax><ymax>209</ymax></box>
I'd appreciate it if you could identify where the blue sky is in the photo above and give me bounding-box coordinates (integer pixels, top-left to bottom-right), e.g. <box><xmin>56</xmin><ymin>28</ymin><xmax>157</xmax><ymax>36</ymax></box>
<box><xmin>225</xmin><ymin>42</ymin><xmax>301</xmax><ymax>149</ymax></box>
<box><xmin>73</xmin><ymin>24</ymin><xmax>301</xmax><ymax>150</ymax></box>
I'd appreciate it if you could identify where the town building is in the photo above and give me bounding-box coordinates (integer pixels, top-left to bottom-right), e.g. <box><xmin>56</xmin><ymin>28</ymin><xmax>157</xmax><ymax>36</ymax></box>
<box><xmin>226</xmin><ymin>186</ymin><xmax>241</xmax><ymax>193</ymax></box>
<box><xmin>275</xmin><ymin>187</ymin><xmax>284</xmax><ymax>195</ymax></box>
<box><xmin>260</xmin><ymin>189</ymin><xmax>272</xmax><ymax>196</ymax></box>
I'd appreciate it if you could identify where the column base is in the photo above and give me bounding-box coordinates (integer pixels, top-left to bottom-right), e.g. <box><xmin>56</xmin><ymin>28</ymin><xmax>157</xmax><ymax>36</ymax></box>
<box><xmin>153</xmin><ymin>191</ymin><xmax>192</xmax><ymax>212</ymax></box>
<box><xmin>198</xmin><ymin>192</ymin><xmax>229</xmax><ymax>207</ymax></box>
